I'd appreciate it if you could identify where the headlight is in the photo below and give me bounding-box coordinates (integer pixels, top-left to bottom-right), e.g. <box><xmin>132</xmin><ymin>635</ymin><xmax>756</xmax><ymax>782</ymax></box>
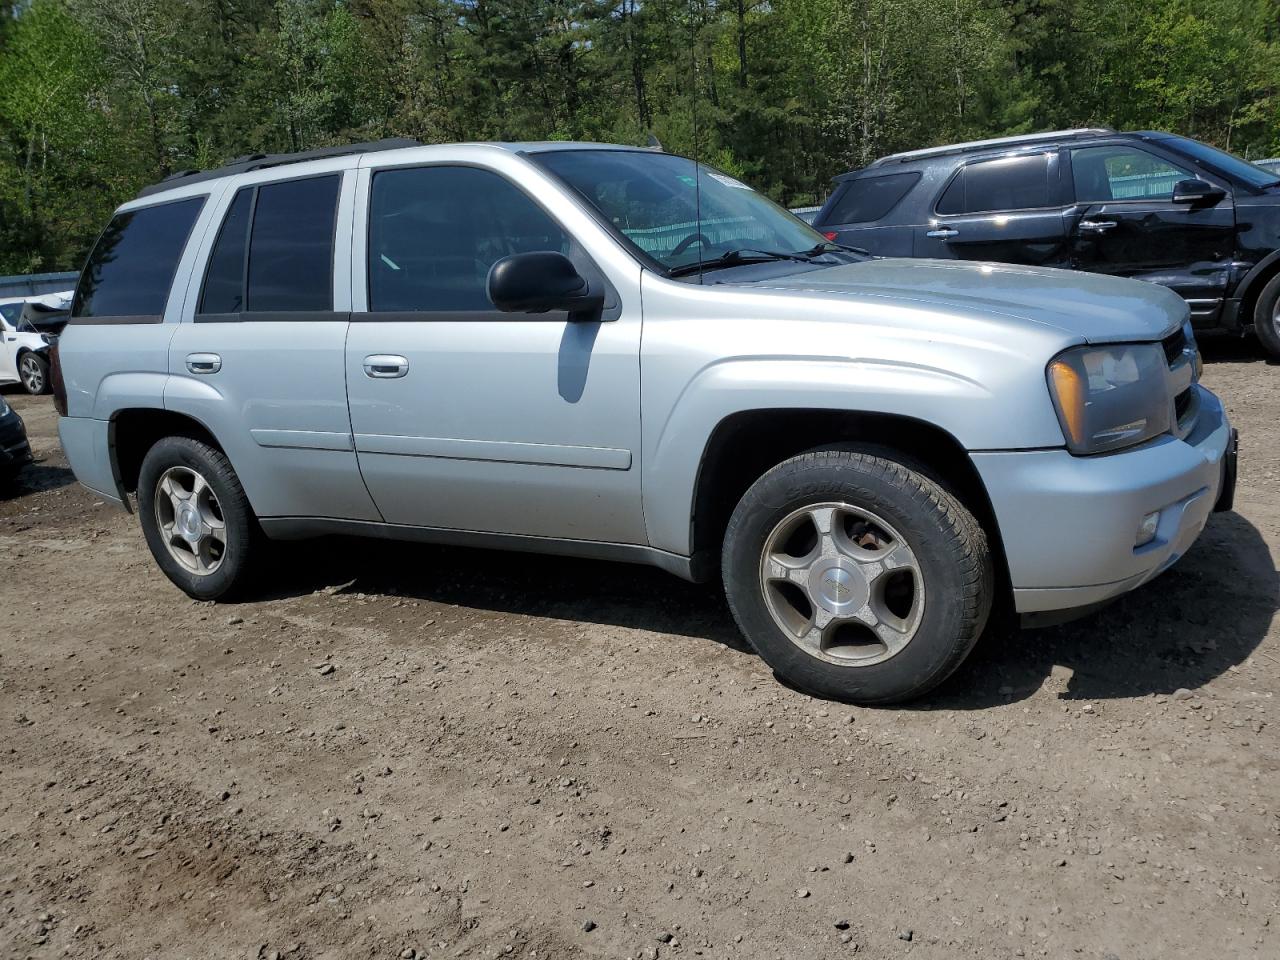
<box><xmin>1046</xmin><ymin>343</ymin><xmax>1170</xmax><ymax>454</ymax></box>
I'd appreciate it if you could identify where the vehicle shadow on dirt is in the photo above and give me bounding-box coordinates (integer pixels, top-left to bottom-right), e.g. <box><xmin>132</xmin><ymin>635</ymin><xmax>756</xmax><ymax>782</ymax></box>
<box><xmin>2</xmin><ymin>461</ymin><xmax>76</xmax><ymax>498</ymax></box>
<box><xmin>261</xmin><ymin>537</ymin><xmax>750</xmax><ymax>650</ymax></box>
<box><xmin>1198</xmin><ymin>333</ymin><xmax>1277</xmax><ymax>366</ymax></box>
<box><xmin>261</xmin><ymin>508</ymin><xmax>1274</xmax><ymax>708</ymax></box>
<box><xmin>926</xmin><ymin>510</ymin><xmax>1277</xmax><ymax>708</ymax></box>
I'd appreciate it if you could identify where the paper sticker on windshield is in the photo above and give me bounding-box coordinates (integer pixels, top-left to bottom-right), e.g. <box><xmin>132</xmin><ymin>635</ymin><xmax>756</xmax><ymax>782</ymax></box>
<box><xmin>707</xmin><ymin>172</ymin><xmax>751</xmax><ymax>189</ymax></box>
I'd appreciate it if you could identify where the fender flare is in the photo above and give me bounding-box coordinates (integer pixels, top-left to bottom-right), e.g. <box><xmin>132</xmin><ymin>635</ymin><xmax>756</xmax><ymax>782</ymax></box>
<box><xmin>641</xmin><ymin>356</ymin><xmax>1063</xmax><ymax>557</ymax></box>
<box><xmin>1234</xmin><ymin>249</ymin><xmax>1280</xmax><ymax>322</ymax></box>
<box><xmin>105</xmin><ymin>403</ymin><xmax>230</xmax><ymax>513</ymax></box>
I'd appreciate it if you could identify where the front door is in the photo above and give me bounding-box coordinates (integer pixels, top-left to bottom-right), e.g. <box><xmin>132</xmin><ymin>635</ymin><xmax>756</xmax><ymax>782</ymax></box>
<box><xmin>914</xmin><ymin>151</ymin><xmax>1070</xmax><ymax>267</ymax></box>
<box><xmin>344</xmin><ymin>162</ymin><xmax>645</xmax><ymax>544</ymax></box>
<box><xmin>1065</xmin><ymin>144</ymin><xmax>1236</xmax><ymax>324</ymax></box>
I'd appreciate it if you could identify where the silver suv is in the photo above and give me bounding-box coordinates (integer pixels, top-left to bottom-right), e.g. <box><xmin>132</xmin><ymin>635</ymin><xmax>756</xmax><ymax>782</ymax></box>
<box><xmin>55</xmin><ymin>140</ymin><xmax>1238</xmax><ymax>703</ymax></box>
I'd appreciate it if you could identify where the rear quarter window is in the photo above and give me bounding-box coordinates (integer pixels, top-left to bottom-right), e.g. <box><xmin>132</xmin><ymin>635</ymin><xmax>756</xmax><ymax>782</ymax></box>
<box><xmin>824</xmin><ymin>172</ymin><xmax>920</xmax><ymax>224</ymax></box>
<box><xmin>72</xmin><ymin>196</ymin><xmax>205</xmax><ymax>319</ymax></box>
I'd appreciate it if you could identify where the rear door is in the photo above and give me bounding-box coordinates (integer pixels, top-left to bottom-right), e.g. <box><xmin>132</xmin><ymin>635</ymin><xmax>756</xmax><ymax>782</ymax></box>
<box><xmin>914</xmin><ymin>151</ymin><xmax>1070</xmax><ymax>267</ymax></box>
<box><xmin>1064</xmin><ymin>143</ymin><xmax>1236</xmax><ymax>324</ymax></box>
<box><xmin>167</xmin><ymin>166</ymin><xmax>380</xmax><ymax>522</ymax></box>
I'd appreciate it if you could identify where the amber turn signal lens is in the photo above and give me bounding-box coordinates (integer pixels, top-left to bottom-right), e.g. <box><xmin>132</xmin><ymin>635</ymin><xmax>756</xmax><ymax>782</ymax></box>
<box><xmin>1048</xmin><ymin>358</ymin><xmax>1085</xmax><ymax>447</ymax></box>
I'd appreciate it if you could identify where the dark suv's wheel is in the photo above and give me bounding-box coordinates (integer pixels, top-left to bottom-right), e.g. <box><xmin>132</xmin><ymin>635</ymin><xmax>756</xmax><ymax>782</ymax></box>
<box><xmin>137</xmin><ymin>436</ymin><xmax>261</xmax><ymax>600</ymax></box>
<box><xmin>1253</xmin><ymin>272</ymin><xmax>1280</xmax><ymax>360</ymax></box>
<box><xmin>19</xmin><ymin>353</ymin><xmax>49</xmax><ymax>395</ymax></box>
<box><xmin>722</xmin><ymin>446</ymin><xmax>994</xmax><ymax>704</ymax></box>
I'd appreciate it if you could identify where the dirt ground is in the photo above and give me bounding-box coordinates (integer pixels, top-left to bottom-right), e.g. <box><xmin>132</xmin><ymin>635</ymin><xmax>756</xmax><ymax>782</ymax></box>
<box><xmin>1</xmin><ymin>337</ymin><xmax>1276</xmax><ymax>960</ymax></box>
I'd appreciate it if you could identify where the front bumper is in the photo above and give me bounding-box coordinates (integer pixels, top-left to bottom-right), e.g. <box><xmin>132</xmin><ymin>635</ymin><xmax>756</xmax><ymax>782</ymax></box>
<box><xmin>973</xmin><ymin>385</ymin><xmax>1234</xmax><ymax>615</ymax></box>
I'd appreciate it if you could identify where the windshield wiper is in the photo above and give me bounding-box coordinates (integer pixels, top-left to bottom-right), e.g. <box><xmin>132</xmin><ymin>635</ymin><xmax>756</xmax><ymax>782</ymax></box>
<box><xmin>802</xmin><ymin>240</ymin><xmax>872</xmax><ymax>258</ymax></box>
<box><xmin>667</xmin><ymin>248</ymin><xmax>811</xmax><ymax>277</ymax></box>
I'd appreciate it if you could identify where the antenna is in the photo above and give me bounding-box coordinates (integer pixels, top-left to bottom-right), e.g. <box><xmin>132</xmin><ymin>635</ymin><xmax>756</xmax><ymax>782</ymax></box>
<box><xmin>688</xmin><ymin>0</ymin><xmax>703</xmax><ymax>283</ymax></box>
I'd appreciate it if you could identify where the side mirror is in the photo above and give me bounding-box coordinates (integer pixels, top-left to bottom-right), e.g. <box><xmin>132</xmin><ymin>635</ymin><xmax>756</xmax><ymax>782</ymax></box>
<box><xmin>487</xmin><ymin>251</ymin><xmax>604</xmax><ymax>316</ymax></box>
<box><xmin>1172</xmin><ymin>178</ymin><xmax>1226</xmax><ymax>205</ymax></box>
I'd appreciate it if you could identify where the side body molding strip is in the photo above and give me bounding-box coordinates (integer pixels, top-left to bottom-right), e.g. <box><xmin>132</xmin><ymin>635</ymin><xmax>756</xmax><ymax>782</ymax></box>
<box><xmin>352</xmin><ymin>433</ymin><xmax>633</xmax><ymax>470</ymax></box>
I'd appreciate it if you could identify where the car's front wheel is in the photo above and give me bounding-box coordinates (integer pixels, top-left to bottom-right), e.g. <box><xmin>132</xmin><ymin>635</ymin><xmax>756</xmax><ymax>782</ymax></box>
<box><xmin>19</xmin><ymin>353</ymin><xmax>49</xmax><ymax>395</ymax></box>
<box><xmin>722</xmin><ymin>446</ymin><xmax>994</xmax><ymax>704</ymax></box>
<box><xmin>1253</xmin><ymin>272</ymin><xmax>1280</xmax><ymax>360</ymax></box>
<box><xmin>137</xmin><ymin>436</ymin><xmax>261</xmax><ymax>600</ymax></box>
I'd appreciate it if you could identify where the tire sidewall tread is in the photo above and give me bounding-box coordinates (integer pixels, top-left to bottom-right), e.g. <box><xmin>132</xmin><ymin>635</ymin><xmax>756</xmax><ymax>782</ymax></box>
<box><xmin>136</xmin><ymin>436</ymin><xmax>259</xmax><ymax>601</ymax></box>
<box><xmin>1253</xmin><ymin>272</ymin><xmax>1280</xmax><ymax>359</ymax></box>
<box><xmin>722</xmin><ymin>445</ymin><xmax>993</xmax><ymax>704</ymax></box>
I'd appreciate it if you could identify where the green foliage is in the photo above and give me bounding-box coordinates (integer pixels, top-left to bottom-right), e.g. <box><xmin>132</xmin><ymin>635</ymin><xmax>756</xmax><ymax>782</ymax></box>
<box><xmin>0</xmin><ymin>0</ymin><xmax>1277</xmax><ymax>271</ymax></box>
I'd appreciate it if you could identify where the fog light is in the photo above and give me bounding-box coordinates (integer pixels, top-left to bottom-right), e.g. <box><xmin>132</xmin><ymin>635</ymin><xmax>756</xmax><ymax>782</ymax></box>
<box><xmin>1136</xmin><ymin>511</ymin><xmax>1160</xmax><ymax>547</ymax></box>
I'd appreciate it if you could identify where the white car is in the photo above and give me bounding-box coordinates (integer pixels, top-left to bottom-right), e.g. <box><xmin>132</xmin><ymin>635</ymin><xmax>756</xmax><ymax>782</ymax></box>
<box><xmin>0</xmin><ymin>290</ymin><xmax>72</xmax><ymax>394</ymax></box>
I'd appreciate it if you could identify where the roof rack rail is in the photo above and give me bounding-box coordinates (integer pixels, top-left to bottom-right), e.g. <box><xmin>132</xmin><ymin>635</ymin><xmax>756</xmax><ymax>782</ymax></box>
<box><xmin>869</xmin><ymin>128</ymin><xmax>1115</xmax><ymax>167</ymax></box>
<box><xmin>136</xmin><ymin>137</ymin><xmax>423</xmax><ymax>199</ymax></box>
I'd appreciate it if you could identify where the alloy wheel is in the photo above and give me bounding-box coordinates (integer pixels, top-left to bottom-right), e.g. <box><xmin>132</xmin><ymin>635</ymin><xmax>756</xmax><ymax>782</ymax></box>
<box><xmin>758</xmin><ymin>501</ymin><xmax>925</xmax><ymax>666</ymax></box>
<box><xmin>154</xmin><ymin>465</ymin><xmax>227</xmax><ymax>576</ymax></box>
<box><xmin>20</xmin><ymin>356</ymin><xmax>44</xmax><ymax>394</ymax></box>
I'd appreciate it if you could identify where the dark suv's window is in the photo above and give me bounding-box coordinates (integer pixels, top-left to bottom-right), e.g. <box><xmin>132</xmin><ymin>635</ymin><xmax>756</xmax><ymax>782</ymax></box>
<box><xmin>73</xmin><ymin>196</ymin><xmax>205</xmax><ymax>319</ymax></box>
<box><xmin>825</xmin><ymin>172</ymin><xmax>919</xmax><ymax>224</ymax></box>
<box><xmin>936</xmin><ymin>154</ymin><xmax>1052</xmax><ymax>215</ymax></box>
<box><xmin>367</xmin><ymin>165</ymin><xmax>569</xmax><ymax>312</ymax></box>
<box><xmin>198</xmin><ymin>174</ymin><xmax>340</xmax><ymax>316</ymax></box>
<box><xmin>1070</xmin><ymin>146</ymin><xmax>1193</xmax><ymax>202</ymax></box>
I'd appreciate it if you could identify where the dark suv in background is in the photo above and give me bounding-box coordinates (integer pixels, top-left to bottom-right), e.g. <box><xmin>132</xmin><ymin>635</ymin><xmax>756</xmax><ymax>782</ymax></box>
<box><xmin>813</xmin><ymin>128</ymin><xmax>1280</xmax><ymax>356</ymax></box>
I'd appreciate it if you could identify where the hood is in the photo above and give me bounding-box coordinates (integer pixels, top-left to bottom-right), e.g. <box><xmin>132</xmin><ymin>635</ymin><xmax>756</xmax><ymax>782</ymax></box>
<box><xmin>750</xmin><ymin>258</ymin><xmax>1187</xmax><ymax>344</ymax></box>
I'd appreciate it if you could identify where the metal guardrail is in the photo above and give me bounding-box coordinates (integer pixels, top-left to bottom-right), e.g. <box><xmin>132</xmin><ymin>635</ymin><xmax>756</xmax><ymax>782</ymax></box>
<box><xmin>0</xmin><ymin>271</ymin><xmax>78</xmax><ymax>298</ymax></box>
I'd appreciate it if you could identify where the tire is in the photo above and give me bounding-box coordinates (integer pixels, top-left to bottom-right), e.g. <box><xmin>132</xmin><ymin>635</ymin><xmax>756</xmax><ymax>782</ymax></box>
<box><xmin>136</xmin><ymin>436</ymin><xmax>261</xmax><ymax>600</ymax></box>
<box><xmin>722</xmin><ymin>445</ymin><xmax>994</xmax><ymax>704</ymax></box>
<box><xmin>19</xmin><ymin>352</ymin><xmax>49</xmax><ymax>395</ymax></box>
<box><xmin>1253</xmin><ymin>272</ymin><xmax>1280</xmax><ymax>360</ymax></box>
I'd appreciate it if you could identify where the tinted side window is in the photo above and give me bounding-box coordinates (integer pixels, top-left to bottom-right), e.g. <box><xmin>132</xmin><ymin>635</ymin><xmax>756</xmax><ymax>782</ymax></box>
<box><xmin>1070</xmin><ymin>146</ymin><xmax>1194</xmax><ymax>202</ymax></box>
<box><xmin>937</xmin><ymin>154</ymin><xmax>1051</xmax><ymax>215</ymax></box>
<box><xmin>0</xmin><ymin>304</ymin><xmax>19</xmax><ymax>325</ymax></box>
<box><xmin>200</xmin><ymin>188</ymin><xmax>252</xmax><ymax>313</ymax></box>
<box><xmin>246</xmin><ymin>175</ymin><xmax>340</xmax><ymax>311</ymax></box>
<box><xmin>826</xmin><ymin>172</ymin><xmax>919</xmax><ymax>224</ymax></box>
<box><xmin>368</xmin><ymin>166</ymin><xmax>570</xmax><ymax>312</ymax></box>
<box><xmin>73</xmin><ymin>197</ymin><xmax>205</xmax><ymax>318</ymax></box>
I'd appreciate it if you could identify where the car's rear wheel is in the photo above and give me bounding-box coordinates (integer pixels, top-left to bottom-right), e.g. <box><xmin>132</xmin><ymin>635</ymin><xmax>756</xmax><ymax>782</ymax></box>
<box><xmin>19</xmin><ymin>353</ymin><xmax>49</xmax><ymax>395</ymax></box>
<box><xmin>137</xmin><ymin>436</ymin><xmax>260</xmax><ymax>600</ymax></box>
<box><xmin>722</xmin><ymin>445</ymin><xmax>993</xmax><ymax>704</ymax></box>
<box><xmin>1253</xmin><ymin>272</ymin><xmax>1280</xmax><ymax>360</ymax></box>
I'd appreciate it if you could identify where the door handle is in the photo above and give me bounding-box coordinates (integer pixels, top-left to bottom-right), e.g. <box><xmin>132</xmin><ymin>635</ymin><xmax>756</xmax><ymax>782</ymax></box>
<box><xmin>926</xmin><ymin>227</ymin><xmax>959</xmax><ymax>239</ymax></box>
<box><xmin>363</xmin><ymin>355</ymin><xmax>408</xmax><ymax>379</ymax></box>
<box><xmin>1079</xmin><ymin>219</ymin><xmax>1118</xmax><ymax>233</ymax></box>
<box><xmin>186</xmin><ymin>353</ymin><xmax>222</xmax><ymax>374</ymax></box>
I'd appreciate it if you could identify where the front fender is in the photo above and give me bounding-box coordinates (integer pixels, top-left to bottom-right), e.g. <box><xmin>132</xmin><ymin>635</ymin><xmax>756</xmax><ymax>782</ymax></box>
<box><xmin>641</xmin><ymin>356</ymin><xmax>1064</xmax><ymax>556</ymax></box>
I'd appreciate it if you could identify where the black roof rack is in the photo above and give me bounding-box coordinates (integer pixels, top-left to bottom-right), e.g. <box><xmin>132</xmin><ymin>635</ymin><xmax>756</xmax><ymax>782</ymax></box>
<box><xmin>135</xmin><ymin>138</ymin><xmax>423</xmax><ymax>199</ymax></box>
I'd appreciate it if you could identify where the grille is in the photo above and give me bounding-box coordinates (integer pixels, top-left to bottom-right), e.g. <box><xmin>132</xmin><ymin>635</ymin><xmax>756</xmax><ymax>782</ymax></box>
<box><xmin>1161</xmin><ymin>328</ymin><xmax>1188</xmax><ymax>366</ymax></box>
<box><xmin>1174</xmin><ymin>387</ymin><xmax>1193</xmax><ymax>421</ymax></box>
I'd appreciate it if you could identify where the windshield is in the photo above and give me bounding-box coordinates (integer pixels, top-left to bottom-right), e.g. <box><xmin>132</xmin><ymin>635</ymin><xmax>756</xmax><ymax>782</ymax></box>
<box><xmin>532</xmin><ymin>149</ymin><xmax>826</xmax><ymax>272</ymax></box>
<box><xmin>1158</xmin><ymin>135</ymin><xmax>1280</xmax><ymax>189</ymax></box>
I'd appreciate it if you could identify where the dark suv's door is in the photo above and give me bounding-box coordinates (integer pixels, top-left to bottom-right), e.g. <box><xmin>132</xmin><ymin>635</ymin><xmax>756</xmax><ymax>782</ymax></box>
<box><xmin>1064</xmin><ymin>143</ymin><xmax>1236</xmax><ymax>325</ymax></box>
<box><xmin>914</xmin><ymin>151</ymin><xmax>1070</xmax><ymax>267</ymax></box>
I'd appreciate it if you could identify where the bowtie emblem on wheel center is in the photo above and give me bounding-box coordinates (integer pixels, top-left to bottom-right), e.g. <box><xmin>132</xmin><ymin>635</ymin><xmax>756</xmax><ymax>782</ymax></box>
<box><xmin>809</xmin><ymin>560</ymin><xmax>870</xmax><ymax>614</ymax></box>
<box><xmin>178</xmin><ymin>503</ymin><xmax>202</xmax><ymax>543</ymax></box>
